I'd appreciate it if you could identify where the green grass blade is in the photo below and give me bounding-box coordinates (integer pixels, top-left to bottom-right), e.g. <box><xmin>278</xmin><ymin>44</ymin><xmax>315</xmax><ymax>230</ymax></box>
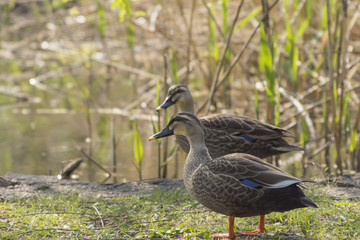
<box><xmin>221</xmin><ymin>0</ymin><xmax>231</xmax><ymax>62</ymax></box>
<box><xmin>156</xmin><ymin>79</ymin><xmax>160</xmax><ymax>106</ymax></box>
<box><xmin>284</xmin><ymin>0</ymin><xmax>300</xmax><ymax>89</ymax></box>
<box><xmin>133</xmin><ymin>121</ymin><xmax>143</xmax><ymax>168</ymax></box>
<box><xmin>235</xmin><ymin>6</ymin><xmax>261</xmax><ymax>30</ymax></box>
<box><xmin>96</xmin><ymin>2</ymin><xmax>106</xmax><ymax>37</ymax></box>
<box><xmin>296</xmin><ymin>19</ymin><xmax>309</xmax><ymax>39</ymax></box>
<box><xmin>111</xmin><ymin>0</ymin><xmax>132</xmax><ymax>23</ymax></box>
<box><xmin>300</xmin><ymin>117</ymin><xmax>309</xmax><ymax>147</ymax></box>
<box><xmin>221</xmin><ymin>0</ymin><xmax>229</xmax><ymax>35</ymax></box>
<box><xmin>349</xmin><ymin>128</ymin><xmax>357</xmax><ymax>152</ymax></box>
<box><xmin>259</xmin><ymin>23</ymin><xmax>275</xmax><ymax>103</ymax></box>
<box><xmin>126</xmin><ymin>22</ymin><xmax>135</xmax><ymax>50</ymax></box>
<box><xmin>171</xmin><ymin>49</ymin><xmax>178</xmax><ymax>84</ymax></box>
<box><xmin>333</xmin><ymin>81</ymin><xmax>339</xmax><ymax>124</ymax></box>
<box><xmin>292</xmin><ymin>46</ymin><xmax>299</xmax><ymax>84</ymax></box>
<box><xmin>110</xmin><ymin>0</ymin><xmax>134</xmax><ymax>49</ymax></box>
<box><xmin>306</xmin><ymin>0</ymin><xmax>313</xmax><ymax>20</ymax></box>
<box><xmin>321</xmin><ymin>3</ymin><xmax>328</xmax><ymax>31</ymax></box>
<box><xmin>151</xmin><ymin>118</ymin><xmax>161</xmax><ymax>144</ymax></box>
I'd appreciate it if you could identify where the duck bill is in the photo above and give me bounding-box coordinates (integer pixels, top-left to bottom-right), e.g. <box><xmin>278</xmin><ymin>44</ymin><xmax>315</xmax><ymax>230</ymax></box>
<box><xmin>156</xmin><ymin>96</ymin><xmax>174</xmax><ymax>111</ymax></box>
<box><xmin>148</xmin><ymin>126</ymin><xmax>174</xmax><ymax>140</ymax></box>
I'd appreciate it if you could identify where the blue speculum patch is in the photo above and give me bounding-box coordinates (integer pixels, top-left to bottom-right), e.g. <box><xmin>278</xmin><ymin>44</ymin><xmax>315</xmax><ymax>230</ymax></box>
<box><xmin>237</xmin><ymin>134</ymin><xmax>257</xmax><ymax>142</ymax></box>
<box><xmin>240</xmin><ymin>179</ymin><xmax>261</xmax><ymax>189</ymax></box>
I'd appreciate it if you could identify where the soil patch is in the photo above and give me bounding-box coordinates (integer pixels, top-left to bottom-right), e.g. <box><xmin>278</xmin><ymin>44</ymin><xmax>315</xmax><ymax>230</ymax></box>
<box><xmin>1</xmin><ymin>172</ymin><xmax>359</xmax><ymax>200</ymax></box>
<box><xmin>0</xmin><ymin>172</ymin><xmax>184</xmax><ymax>200</ymax></box>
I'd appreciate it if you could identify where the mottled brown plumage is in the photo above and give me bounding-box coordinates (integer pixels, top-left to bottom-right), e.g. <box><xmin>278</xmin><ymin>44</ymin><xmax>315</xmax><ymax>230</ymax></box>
<box><xmin>149</xmin><ymin>113</ymin><xmax>318</xmax><ymax>238</ymax></box>
<box><xmin>157</xmin><ymin>84</ymin><xmax>303</xmax><ymax>159</ymax></box>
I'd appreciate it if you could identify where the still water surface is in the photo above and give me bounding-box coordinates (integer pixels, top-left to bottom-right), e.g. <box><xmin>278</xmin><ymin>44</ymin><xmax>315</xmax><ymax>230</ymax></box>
<box><xmin>0</xmin><ymin>105</ymin><xmax>184</xmax><ymax>183</ymax></box>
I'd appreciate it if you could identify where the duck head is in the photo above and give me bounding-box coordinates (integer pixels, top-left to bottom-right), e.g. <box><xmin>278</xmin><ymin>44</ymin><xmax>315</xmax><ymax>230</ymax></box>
<box><xmin>149</xmin><ymin>112</ymin><xmax>202</xmax><ymax>140</ymax></box>
<box><xmin>156</xmin><ymin>84</ymin><xmax>194</xmax><ymax>113</ymax></box>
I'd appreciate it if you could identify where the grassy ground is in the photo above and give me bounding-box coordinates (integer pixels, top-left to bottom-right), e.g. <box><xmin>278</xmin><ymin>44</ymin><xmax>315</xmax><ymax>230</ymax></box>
<box><xmin>0</xmin><ymin>185</ymin><xmax>359</xmax><ymax>240</ymax></box>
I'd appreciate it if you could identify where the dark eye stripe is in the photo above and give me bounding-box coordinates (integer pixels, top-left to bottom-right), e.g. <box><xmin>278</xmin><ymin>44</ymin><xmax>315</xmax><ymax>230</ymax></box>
<box><xmin>169</xmin><ymin>112</ymin><xmax>199</xmax><ymax>126</ymax></box>
<box><xmin>169</xmin><ymin>85</ymin><xmax>188</xmax><ymax>96</ymax></box>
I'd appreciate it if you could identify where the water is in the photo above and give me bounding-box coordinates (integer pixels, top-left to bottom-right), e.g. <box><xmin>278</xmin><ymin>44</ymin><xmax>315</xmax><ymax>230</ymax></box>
<box><xmin>0</xmin><ymin>104</ymin><xmax>184</xmax><ymax>183</ymax></box>
<box><xmin>0</xmin><ymin>100</ymin><xmax>323</xmax><ymax>183</ymax></box>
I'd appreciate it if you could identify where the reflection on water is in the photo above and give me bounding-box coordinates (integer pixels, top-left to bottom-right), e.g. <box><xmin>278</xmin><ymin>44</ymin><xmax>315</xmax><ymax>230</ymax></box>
<box><xmin>0</xmin><ymin>103</ymin><xmax>308</xmax><ymax>182</ymax></box>
<box><xmin>0</xmin><ymin>105</ymin><xmax>184</xmax><ymax>183</ymax></box>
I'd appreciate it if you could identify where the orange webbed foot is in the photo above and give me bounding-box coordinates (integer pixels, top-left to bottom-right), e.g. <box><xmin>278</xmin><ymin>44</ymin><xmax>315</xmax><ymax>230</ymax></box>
<box><xmin>212</xmin><ymin>216</ymin><xmax>238</xmax><ymax>239</ymax></box>
<box><xmin>239</xmin><ymin>215</ymin><xmax>266</xmax><ymax>236</ymax></box>
<box><xmin>238</xmin><ymin>228</ymin><xmax>265</xmax><ymax>236</ymax></box>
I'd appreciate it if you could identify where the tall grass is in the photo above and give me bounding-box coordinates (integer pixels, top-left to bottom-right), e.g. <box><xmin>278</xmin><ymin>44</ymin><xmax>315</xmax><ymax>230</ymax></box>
<box><xmin>132</xmin><ymin>120</ymin><xmax>143</xmax><ymax>181</ymax></box>
<box><xmin>1</xmin><ymin>0</ymin><xmax>360</xmax><ymax>181</ymax></box>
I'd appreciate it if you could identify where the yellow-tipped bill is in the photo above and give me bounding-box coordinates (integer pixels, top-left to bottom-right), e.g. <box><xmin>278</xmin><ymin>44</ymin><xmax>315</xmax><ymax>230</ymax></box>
<box><xmin>156</xmin><ymin>96</ymin><xmax>174</xmax><ymax>112</ymax></box>
<box><xmin>155</xmin><ymin>105</ymin><xmax>165</xmax><ymax>111</ymax></box>
<box><xmin>148</xmin><ymin>125</ymin><xmax>174</xmax><ymax>141</ymax></box>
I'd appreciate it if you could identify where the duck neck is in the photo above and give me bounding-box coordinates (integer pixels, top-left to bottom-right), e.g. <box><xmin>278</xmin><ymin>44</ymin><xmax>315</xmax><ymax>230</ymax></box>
<box><xmin>183</xmin><ymin>135</ymin><xmax>211</xmax><ymax>188</ymax></box>
<box><xmin>178</xmin><ymin>95</ymin><xmax>195</xmax><ymax>113</ymax></box>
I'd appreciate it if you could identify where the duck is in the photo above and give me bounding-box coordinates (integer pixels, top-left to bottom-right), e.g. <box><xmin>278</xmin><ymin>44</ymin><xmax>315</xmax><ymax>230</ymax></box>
<box><xmin>149</xmin><ymin>112</ymin><xmax>318</xmax><ymax>239</ymax></box>
<box><xmin>156</xmin><ymin>84</ymin><xmax>303</xmax><ymax>159</ymax></box>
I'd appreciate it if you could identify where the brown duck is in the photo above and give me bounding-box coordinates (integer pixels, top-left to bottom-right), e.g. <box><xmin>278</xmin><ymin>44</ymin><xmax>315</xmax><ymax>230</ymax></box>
<box><xmin>157</xmin><ymin>84</ymin><xmax>303</xmax><ymax>159</ymax></box>
<box><xmin>149</xmin><ymin>113</ymin><xmax>318</xmax><ymax>238</ymax></box>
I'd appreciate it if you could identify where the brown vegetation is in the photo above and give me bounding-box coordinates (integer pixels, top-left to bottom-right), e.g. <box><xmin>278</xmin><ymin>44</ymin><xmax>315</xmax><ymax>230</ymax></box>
<box><xmin>1</xmin><ymin>0</ymin><xmax>360</xmax><ymax>181</ymax></box>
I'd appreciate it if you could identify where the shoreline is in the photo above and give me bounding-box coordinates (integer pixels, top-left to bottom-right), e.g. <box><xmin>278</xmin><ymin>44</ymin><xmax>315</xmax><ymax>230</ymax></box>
<box><xmin>1</xmin><ymin>172</ymin><xmax>359</xmax><ymax>200</ymax></box>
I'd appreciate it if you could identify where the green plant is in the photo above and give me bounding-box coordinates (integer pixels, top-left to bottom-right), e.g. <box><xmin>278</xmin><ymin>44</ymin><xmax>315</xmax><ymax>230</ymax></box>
<box><xmin>258</xmin><ymin>22</ymin><xmax>279</xmax><ymax>126</ymax></box>
<box><xmin>132</xmin><ymin>120</ymin><xmax>143</xmax><ymax>181</ymax></box>
<box><xmin>1</xmin><ymin>185</ymin><xmax>359</xmax><ymax>239</ymax></box>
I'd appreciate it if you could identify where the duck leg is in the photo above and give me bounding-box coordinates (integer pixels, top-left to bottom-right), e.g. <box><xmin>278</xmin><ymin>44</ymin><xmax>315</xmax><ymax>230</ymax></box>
<box><xmin>211</xmin><ymin>216</ymin><xmax>237</xmax><ymax>239</ymax></box>
<box><xmin>239</xmin><ymin>215</ymin><xmax>266</xmax><ymax>235</ymax></box>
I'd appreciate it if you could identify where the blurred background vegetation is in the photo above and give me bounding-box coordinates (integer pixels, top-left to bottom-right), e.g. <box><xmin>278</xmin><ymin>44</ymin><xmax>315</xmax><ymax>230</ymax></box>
<box><xmin>0</xmin><ymin>0</ymin><xmax>359</xmax><ymax>182</ymax></box>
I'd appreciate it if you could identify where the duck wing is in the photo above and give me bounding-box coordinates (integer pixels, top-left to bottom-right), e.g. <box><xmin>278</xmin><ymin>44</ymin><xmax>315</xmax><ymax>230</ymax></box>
<box><xmin>200</xmin><ymin>114</ymin><xmax>293</xmax><ymax>141</ymax></box>
<box><xmin>199</xmin><ymin>153</ymin><xmax>302</xmax><ymax>189</ymax></box>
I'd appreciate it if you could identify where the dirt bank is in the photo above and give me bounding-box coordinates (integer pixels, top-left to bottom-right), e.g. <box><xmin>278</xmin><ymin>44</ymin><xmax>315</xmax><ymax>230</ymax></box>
<box><xmin>1</xmin><ymin>172</ymin><xmax>359</xmax><ymax>200</ymax></box>
<box><xmin>0</xmin><ymin>172</ymin><xmax>184</xmax><ymax>200</ymax></box>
